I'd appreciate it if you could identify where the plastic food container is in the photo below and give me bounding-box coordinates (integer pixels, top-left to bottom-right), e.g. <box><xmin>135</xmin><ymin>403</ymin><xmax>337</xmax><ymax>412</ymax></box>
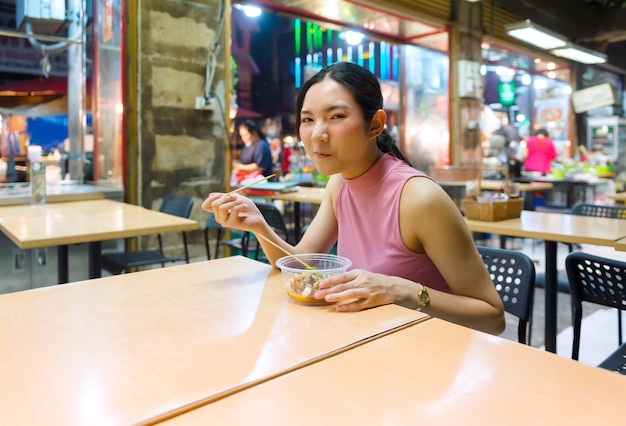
<box><xmin>276</xmin><ymin>253</ymin><xmax>352</xmax><ymax>305</ymax></box>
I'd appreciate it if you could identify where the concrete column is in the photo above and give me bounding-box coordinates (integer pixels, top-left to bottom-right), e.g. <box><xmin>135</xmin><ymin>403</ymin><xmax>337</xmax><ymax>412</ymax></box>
<box><xmin>450</xmin><ymin>0</ymin><xmax>484</xmax><ymax>167</ymax></box>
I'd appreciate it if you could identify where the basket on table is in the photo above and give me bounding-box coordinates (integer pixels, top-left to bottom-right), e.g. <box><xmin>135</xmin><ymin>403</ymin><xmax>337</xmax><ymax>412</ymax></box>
<box><xmin>462</xmin><ymin>167</ymin><xmax>524</xmax><ymax>221</ymax></box>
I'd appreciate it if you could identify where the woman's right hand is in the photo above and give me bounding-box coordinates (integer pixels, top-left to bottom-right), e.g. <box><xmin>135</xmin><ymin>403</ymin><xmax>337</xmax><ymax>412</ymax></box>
<box><xmin>201</xmin><ymin>193</ymin><xmax>265</xmax><ymax>233</ymax></box>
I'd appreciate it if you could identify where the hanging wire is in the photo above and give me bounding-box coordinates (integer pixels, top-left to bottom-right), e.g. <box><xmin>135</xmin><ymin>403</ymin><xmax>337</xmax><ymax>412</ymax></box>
<box><xmin>204</xmin><ymin>0</ymin><xmax>226</xmax><ymax>99</ymax></box>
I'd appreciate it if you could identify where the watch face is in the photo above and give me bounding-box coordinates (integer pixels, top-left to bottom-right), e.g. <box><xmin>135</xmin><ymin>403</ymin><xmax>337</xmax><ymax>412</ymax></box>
<box><xmin>419</xmin><ymin>288</ymin><xmax>430</xmax><ymax>305</ymax></box>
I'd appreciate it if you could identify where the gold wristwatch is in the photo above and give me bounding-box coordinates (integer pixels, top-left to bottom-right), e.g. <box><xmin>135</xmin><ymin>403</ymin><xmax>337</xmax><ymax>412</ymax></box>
<box><xmin>415</xmin><ymin>284</ymin><xmax>430</xmax><ymax>311</ymax></box>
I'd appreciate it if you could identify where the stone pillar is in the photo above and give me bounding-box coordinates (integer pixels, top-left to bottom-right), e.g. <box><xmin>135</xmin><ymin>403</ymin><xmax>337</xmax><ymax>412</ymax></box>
<box><xmin>449</xmin><ymin>0</ymin><xmax>484</xmax><ymax>168</ymax></box>
<box><xmin>123</xmin><ymin>0</ymin><xmax>229</xmax><ymax>256</ymax></box>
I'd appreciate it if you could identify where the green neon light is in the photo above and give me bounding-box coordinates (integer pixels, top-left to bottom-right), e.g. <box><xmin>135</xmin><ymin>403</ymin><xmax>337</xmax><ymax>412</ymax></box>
<box><xmin>306</xmin><ymin>21</ymin><xmax>312</xmax><ymax>53</ymax></box>
<box><xmin>295</xmin><ymin>19</ymin><xmax>301</xmax><ymax>56</ymax></box>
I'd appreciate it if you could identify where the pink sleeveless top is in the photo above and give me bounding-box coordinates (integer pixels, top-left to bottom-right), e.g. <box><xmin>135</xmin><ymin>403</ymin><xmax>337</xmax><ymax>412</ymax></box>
<box><xmin>336</xmin><ymin>154</ymin><xmax>452</xmax><ymax>293</ymax></box>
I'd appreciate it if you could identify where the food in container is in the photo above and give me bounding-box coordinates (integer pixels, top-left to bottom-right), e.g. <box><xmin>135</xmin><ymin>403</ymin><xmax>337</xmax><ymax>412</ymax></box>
<box><xmin>276</xmin><ymin>253</ymin><xmax>352</xmax><ymax>304</ymax></box>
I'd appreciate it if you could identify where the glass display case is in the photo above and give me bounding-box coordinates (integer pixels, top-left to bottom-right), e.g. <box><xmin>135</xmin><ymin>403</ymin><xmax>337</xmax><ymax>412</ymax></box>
<box><xmin>586</xmin><ymin>116</ymin><xmax>626</xmax><ymax>162</ymax></box>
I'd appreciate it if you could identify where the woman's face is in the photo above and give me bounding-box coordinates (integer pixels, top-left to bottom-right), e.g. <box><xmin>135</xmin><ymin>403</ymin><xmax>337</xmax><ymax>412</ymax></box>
<box><xmin>299</xmin><ymin>78</ymin><xmax>377</xmax><ymax>179</ymax></box>
<box><xmin>239</xmin><ymin>127</ymin><xmax>253</xmax><ymax>146</ymax></box>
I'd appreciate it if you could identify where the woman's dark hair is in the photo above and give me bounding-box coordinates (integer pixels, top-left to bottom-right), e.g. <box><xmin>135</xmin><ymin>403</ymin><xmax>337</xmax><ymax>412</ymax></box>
<box><xmin>535</xmin><ymin>128</ymin><xmax>549</xmax><ymax>137</ymax></box>
<box><xmin>240</xmin><ymin>119</ymin><xmax>267</xmax><ymax>141</ymax></box>
<box><xmin>295</xmin><ymin>62</ymin><xmax>408</xmax><ymax>164</ymax></box>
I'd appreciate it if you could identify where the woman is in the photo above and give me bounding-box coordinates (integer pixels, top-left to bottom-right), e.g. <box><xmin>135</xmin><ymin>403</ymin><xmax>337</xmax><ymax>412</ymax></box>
<box><xmin>203</xmin><ymin>63</ymin><xmax>504</xmax><ymax>335</ymax></box>
<box><xmin>523</xmin><ymin>128</ymin><xmax>557</xmax><ymax>175</ymax></box>
<box><xmin>233</xmin><ymin>120</ymin><xmax>274</xmax><ymax>179</ymax></box>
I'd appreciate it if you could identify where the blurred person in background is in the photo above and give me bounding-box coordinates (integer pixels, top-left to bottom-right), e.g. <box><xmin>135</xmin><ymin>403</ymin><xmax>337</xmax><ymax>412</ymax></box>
<box><xmin>232</xmin><ymin>120</ymin><xmax>274</xmax><ymax>182</ymax></box>
<box><xmin>523</xmin><ymin>128</ymin><xmax>557</xmax><ymax>175</ymax></box>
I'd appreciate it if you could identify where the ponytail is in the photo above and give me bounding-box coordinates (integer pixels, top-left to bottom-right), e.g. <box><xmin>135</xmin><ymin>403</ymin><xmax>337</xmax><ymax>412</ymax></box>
<box><xmin>376</xmin><ymin>129</ymin><xmax>410</xmax><ymax>165</ymax></box>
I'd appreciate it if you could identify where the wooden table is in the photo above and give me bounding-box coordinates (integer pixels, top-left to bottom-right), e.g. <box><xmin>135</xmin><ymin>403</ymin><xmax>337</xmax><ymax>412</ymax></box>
<box><xmin>0</xmin><ymin>181</ymin><xmax>123</xmax><ymax>206</ymax></box>
<box><xmin>0</xmin><ymin>199</ymin><xmax>198</xmax><ymax>283</ymax></box>
<box><xmin>438</xmin><ymin>180</ymin><xmax>553</xmax><ymax>211</ymax></box>
<box><xmin>515</xmin><ymin>175</ymin><xmax>612</xmax><ymax>208</ymax></box>
<box><xmin>248</xmin><ymin>186</ymin><xmax>325</xmax><ymax>239</ymax></box>
<box><xmin>615</xmin><ymin>237</ymin><xmax>626</xmax><ymax>252</ymax></box>
<box><xmin>160</xmin><ymin>318</ymin><xmax>626</xmax><ymax>425</ymax></box>
<box><xmin>608</xmin><ymin>191</ymin><xmax>626</xmax><ymax>205</ymax></box>
<box><xmin>0</xmin><ymin>256</ymin><xmax>426</xmax><ymax>425</ymax></box>
<box><xmin>466</xmin><ymin>210</ymin><xmax>626</xmax><ymax>353</ymax></box>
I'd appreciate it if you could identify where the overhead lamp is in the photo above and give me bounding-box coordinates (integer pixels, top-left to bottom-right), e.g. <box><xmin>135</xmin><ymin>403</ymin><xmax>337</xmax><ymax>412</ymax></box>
<box><xmin>340</xmin><ymin>31</ymin><xmax>364</xmax><ymax>46</ymax></box>
<box><xmin>233</xmin><ymin>4</ymin><xmax>262</xmax><ymax>18</ymax></box>
<box><xmin>550</xmin><ymin>44</ymin><xmax>607</xmax><ymax>64</ymax></box>
<box><xmin>504</xmin><ymin>19</ymin><xmax>567</xmax><ymax>50</ymax></box>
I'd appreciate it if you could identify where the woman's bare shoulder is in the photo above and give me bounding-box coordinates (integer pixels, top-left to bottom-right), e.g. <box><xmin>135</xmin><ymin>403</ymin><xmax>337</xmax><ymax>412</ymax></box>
<box><xmin>402</xmin><ymin>175</ymin><xmax>461</xmax><ymax>218</ymax></box>
<box><xmin>324</xmin><ymin>174</ymin><xmax>343</xmax><ymax>198</ymax></box>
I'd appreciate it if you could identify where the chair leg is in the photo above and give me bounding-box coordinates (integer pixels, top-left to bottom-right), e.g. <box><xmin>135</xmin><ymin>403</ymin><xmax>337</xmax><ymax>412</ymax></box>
<box><xmin>619</xmin><ymin>310</ymin><xmax>623</xmax><ymax>346</ymax></box>
<box><xmin>572</xmin><ymin>306</ymin><xmax>583</xmax><ymax>360</ymax></box>
<box><xmin>215</xmin><ymin>229</ymin><xmax>222</xmax><ymax>259</ymax></box>
<box><xmin>204</xmin><ymin>228</ymin><xmax>211</xmax><ymax>260</ymax></box>
<box><xmin>241</xmin><ymin>232</ymin><xmax>249</xmax><ymax>257</ymax></box>
<box><xmin>182</xmin><ymin>231</ymin><xmax>189</xmax><ymax>263</ymax></box>
<box><xmin>157</xmin><ymin>234</ymin><xmax>166</xmax><ymax>267</ymax></box>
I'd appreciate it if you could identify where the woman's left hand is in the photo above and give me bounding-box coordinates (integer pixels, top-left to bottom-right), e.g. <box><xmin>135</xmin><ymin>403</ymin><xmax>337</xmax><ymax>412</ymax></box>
<box><xmin>315</xmin><ymin>269</ymin><xmax>399</xmax><ymax>312</ymax></box>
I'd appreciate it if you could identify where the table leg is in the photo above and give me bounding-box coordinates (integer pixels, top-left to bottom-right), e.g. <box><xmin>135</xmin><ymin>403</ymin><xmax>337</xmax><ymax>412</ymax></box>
<box><xmin>57</xmin><ymin>245</ymin><xmax>69</xmax><ymax>284</ymax></box>
<box><xmin>544</xmin><ymin>240</ymin><xmax>558</xmax><ymax>353</ymax></box>
<box><xmin>524</xmin><ymin>191</ymin><xmax>536</xmax><ymax>211</ymax></box>
<box><xmin>293</xmin><ymin>201</ymin><xmax>301</xmax><ymax>242</ymax></box>
<box><xmin>566</xmin><ymin>184</ymin><xmax>575</xmax><ymax>208</ymax></box>
<box><xmin>89</xmin><ymin>241</ymin><xmax>102</xmax><ymax>279</ymax></box>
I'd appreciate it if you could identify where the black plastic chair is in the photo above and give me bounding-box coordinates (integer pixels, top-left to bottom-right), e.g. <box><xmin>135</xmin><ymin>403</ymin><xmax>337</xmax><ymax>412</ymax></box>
<box><xmin>477</xmin><ymin>246</ymin><xmax>536</xmax><ymax>345</ymax></box>
<box><xmin>253</xmin><ymin>201</ymin><xmax>291</xmax><ymax>261</ymax></box>
<box><xmin>565</xmin><ymin>251</ymin><xmax>626</xmax><ymax>370</ymax></box>
<box><xmin>557</xmin><ymin>203</ymin><xmax>626</xmax><ymax>256</ymax></box>
<box><xmin>571</xmin><ymin>203</ymin><xmax>626</xmax><ymax>219</ymax></box>
<box><xmin>101</xmin><ymin>194</ymin><xmax>195</xmax><ymax>275</ymax></box>
<box><xmin>204</xmin><ymin>212</ymin><xmax>257</xmax><ymax>259</ymax></box>
<box><xmin>597</xmin><ymin>342</ymin><xmax>626</xmax><ymax>375</ymax></box>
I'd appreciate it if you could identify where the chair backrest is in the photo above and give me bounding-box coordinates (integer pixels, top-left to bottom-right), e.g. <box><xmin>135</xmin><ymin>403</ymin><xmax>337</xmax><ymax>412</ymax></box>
<box><xmin>160</xmin><ymin>194</ymin><xmax>195</xmax><ymax>218</ymax></box>
<box><xmin>565</xmin><ymin>251</ymin><xmax>626</xmax><ymax>360</ymax></box>
<box><xmin>255</xmin><ymin>201</ymin><xmax>290</xmax><ymax>243</ymax></box>
<box><xmin>571</xmin><ymin>203</ymin><xmax>626</xmax><ymax>219</ymax></box>
<box><xmin>477</xmin><ymin>245</ymin><xmax>536</xmax><ymax>345</ymax></box>
<box><xmin>157</xmin><ymin>194</ymin><xmax>194</xmax><ymax>260</ymax></box>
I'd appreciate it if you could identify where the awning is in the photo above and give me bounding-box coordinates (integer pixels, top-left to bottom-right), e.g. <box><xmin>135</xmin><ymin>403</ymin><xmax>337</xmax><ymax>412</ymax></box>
<box><xmin>0</xmin><ymin>77</ymin><xmax>93</xmax><ymax>117</ymax></box>
<box><xmin>0</xmin><ymin>96</ymin><xmax>69</xmax><ymax>117</ymax></box>
<box><xmin>236</xmin><ymin>107</ymin><xmax>262</xmax><ymax>118</ymax></box>
<box><xmin>0</xmin><ymin>77</ymin><xmax>92</xmax><ymax>96</ymax></box>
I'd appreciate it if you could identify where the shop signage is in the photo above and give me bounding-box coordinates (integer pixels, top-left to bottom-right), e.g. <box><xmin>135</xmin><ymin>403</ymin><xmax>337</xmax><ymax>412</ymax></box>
<box><xmin>572</xmin><ymin>83</ymin><xmax>615</xmax><ymax>113</ymax></box>
<box><xmin>498</xmin><ymin>81</ymin><xmax>515</xmax><ymax>106</ymax></box>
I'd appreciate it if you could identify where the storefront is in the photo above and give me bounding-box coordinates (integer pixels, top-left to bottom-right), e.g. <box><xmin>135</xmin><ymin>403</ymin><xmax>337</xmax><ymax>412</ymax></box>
<box><xmin>231</xmin><ymin>0</ymin><xmax>451</xmax><ymax>173</ymax></box>
<box><xmin>480</xmin><ymin>43</ymin><xmax>573</xmax><ymax>160</ymax></box>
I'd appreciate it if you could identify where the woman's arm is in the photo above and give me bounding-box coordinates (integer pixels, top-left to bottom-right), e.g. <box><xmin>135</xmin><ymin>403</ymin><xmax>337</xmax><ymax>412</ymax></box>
<box><xmin>399</xmin><ymin>177</ymin><xmax>505</xmax><ymax>334</ymax></box>
<box><xmin>232</xmin><ymin>161</ymin><xmax>260</xmax><ymax>172</ymax></box>
<box><xmin>315</xmin><ymin>177</ymin><xmax>505</xmax><ymax>335</ymax></box>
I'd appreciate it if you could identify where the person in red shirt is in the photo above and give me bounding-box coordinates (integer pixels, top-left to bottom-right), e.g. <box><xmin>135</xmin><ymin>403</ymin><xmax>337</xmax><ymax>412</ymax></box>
<box><xmin>523</xmin><ymin>128</ymin><xmax>558</xmax><ymax>175</ymax></box>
